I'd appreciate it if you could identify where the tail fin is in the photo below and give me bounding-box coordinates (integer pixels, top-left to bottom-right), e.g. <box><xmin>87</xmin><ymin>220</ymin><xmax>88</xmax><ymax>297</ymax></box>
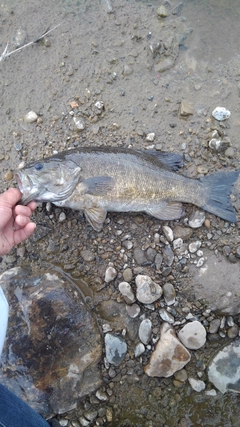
<box><xmin>200</xmin><ymin>171</ymin><xmax>239</xmax><ymax>222</ymax></box>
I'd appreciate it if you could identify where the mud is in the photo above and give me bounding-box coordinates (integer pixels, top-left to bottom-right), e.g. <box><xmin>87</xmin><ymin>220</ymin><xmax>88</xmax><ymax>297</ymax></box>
<box><xmin>1</xmin><ymin>0</ymin><xmax>240</xmax><ymax>426</ymax></box>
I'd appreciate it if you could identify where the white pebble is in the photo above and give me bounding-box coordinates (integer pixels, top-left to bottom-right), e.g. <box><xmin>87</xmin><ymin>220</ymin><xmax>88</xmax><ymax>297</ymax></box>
<box><xmin>24</xmin><ymin>111</ymin><xmax>38</xmax><ymax>123</ymax></box>
<box><xmin>188</xmin><ymin>377</ymin><xmax>206</xmax><ymax>392</ymax></box>
<box><xmin>212</xmin><ymin>106</ymin><xmax>231</xmax><ymax>121</ymax></box>
<box><xmin>105</xmin><ymin>266</ymin><xmax>117</xmax><ymax>283</ymax></box>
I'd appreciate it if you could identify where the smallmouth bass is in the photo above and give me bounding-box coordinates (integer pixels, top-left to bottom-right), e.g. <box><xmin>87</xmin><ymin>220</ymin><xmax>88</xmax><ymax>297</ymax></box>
<box><xmin>15</xmin><ymin>147</ymin><xmax>239</xmax><ymax>231</ymax></box>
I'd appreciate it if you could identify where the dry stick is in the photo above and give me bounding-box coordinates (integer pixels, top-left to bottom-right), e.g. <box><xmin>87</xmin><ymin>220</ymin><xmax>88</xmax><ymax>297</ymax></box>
<box><xmin>0</xmin><ymin>22</ymin><xmax>63</xmax><ymax>62</ymax></box>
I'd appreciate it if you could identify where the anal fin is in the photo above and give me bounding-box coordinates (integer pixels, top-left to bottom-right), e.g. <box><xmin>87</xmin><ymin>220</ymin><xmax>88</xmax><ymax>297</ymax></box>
<box><xmin>146</xmin><ymin>202</ymin><xmax>184</xmax><ymax>220</ymax></box>
<box><xmin>84</xmin><ymin>207</ymin><xmax>107</xmax><ymax>231</ymax></box>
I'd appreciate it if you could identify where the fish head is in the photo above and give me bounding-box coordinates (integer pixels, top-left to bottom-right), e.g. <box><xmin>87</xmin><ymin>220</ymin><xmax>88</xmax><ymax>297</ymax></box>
<box><xmin>15</xmin><ymin>157</ymin><xmax>81</xmax><ymax>205</ymax></box>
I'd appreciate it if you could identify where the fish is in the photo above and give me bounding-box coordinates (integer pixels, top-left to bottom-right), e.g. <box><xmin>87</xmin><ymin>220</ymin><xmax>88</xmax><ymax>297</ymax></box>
<box><xmin>15</xmin><ymin>146</ymin><xmax>239</xmax><ymax>231</ymax></box>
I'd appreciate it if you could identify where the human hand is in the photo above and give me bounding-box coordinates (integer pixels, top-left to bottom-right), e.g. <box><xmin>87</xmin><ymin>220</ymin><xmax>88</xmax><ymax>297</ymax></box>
<box><xmin>0</xmin><ymin>188</ymin><xmax>36</xmax><ymax>256</ymax></box>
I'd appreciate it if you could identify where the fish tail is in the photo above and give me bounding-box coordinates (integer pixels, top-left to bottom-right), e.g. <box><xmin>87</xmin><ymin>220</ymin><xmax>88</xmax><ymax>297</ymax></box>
<box><xmin>201</xmin><ymin>171</ymin><xmax>239</xmax><ymax>222</ymax></box>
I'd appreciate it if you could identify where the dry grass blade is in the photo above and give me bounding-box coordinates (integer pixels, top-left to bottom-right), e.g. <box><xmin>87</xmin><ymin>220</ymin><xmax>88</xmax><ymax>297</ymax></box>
<box><xmin>0</xmin><ymin>22</ymin><xmax>63</xmax><ymax>63</ymax></box>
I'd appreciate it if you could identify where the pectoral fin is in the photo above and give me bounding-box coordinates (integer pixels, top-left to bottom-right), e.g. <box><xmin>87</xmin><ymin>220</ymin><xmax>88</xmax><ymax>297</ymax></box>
<box><xmin>146</xmin><ymin>202</ymin><xmax>184</xmax><ymax>220</ymax></box>
<box><xmin>84</xmin><ymin>207</ymin><xmax>107</xmax><ymax>231</ymax></box>
<box><xmin>83</xmin><ymin>176</ymin><xmax>115</xmax><ymax>196</ymax></box>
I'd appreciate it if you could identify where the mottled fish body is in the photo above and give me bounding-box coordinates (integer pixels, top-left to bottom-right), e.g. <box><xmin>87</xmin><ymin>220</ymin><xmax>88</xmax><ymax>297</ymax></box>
<box><xmin>15</xmin><ymin>147</ymin><xmax>239</xmax><ymax>231</ymax></box>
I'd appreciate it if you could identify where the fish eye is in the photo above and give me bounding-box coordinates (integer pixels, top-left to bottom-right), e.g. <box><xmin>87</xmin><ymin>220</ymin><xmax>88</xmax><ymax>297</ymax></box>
<box><xmin>35</xmin><ymin>163</ymin><xmax>43</xmax><ymax>170</ymax></box>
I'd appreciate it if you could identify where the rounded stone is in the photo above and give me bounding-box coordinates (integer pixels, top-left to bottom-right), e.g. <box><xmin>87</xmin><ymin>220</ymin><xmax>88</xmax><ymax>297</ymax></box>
<box><xmin>135</xmin><ymin>275</ymin><xmax>162</xmax><ymax>304</ymax></box>
<box><xmin>178</xmin><ymin>320</ymin><xmax>206</xmax><ymax>350</ymax></box>
<box><xmin>139</xmin><ymin>319</ymin><xmax>152</xmax><ymax>345</ymax></box>
<box><xmin>24</xmin><ymin>111</ymin><xmax>38</xmax><ymax>123</ymax></box>
<box><xmin>118</xmin><ymin>282</ymin><xmax>135</xmax><ymax>304</ymax></box>
<box><xmin>105</xmin><ymin>266</ymin><xmax>117</xmax><ymax>283</ymax></box>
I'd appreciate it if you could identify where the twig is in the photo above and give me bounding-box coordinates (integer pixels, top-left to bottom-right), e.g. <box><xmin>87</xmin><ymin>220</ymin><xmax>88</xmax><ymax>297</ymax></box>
<box><xmin>0</xmin><ymin>22</ymin><xmax>63</xmax><ymax>63</ymax></box>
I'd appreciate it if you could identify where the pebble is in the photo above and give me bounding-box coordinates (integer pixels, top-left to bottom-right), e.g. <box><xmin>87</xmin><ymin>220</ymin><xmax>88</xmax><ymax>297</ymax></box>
<box><xmin>139</xmin><ymin>319</ymin><xmax>152</xmax><ymax>344</ymax></box>
<box><xmin>159</xmin><ymin>308</ymin><xmax>174</xmax><ymax>324</ymax></box>
<box><xmin>188</xmin><ymin>211</ymin><xmax>206</xmax><ymax>228</ymax></box>
<box><xmin>163</xmin><ymin>245</ymin><xmax>174</xmax><ymax>266</ymax></box>
<box><xmin>122</xmin><ymin>64</ymin><xmax>133</xmax><ymax>76</ymax></box>
<box><xmin>122</xmin><ymin>267</ymin><xmax>133</xmax><ymax>282</ymax></box>
<box><xmin>81</xmin><ymin>249</ymin><xmax>95</xmax><ymax>262</ymax></box>
<box><xmin>180</xmin><ymin>100</ymin><xmax>194</xmax><ymax>117</ymax></box>
<box><xmin>59</xmin><ymin>212</ymin><xmax>66</xmax><ymax>222</ymax></box>
<box><xmin>3</xmin><ymin>170</ymin><xmax>13</xmax><ymax>181</ymax></box>
<box><xmin>163</xmin><ymin>282</ymin><xmax>176</xmax><ymax>306</ymax></box>
<box><xmin>144</xmin><ymin>323</ymin><xmax>191</xmax><ymax>377</ymax></box>
<box><xmin>73</xmin><ymin>117</ymin><xmax>85</xmax><ymax>130</ymax></box>
<box><xmin>24</xmin><ymin>111</ymin><xmax>38</xmax><ymax>123</ymax></box>
<box><xmin>118</xmin><ymin>282</ymin><xmax>135</xmax><ymax>304</ymax></box>
<box><xmin>135</xmin><ymin>274</ymin><xmax>162</xmax><ymax>304</ymax></box>
<box><xmin>146</xmin><ymin>132</ymin><xmax>155</xmax><ymax>142</ymax></box>
<box><xmin>208</xmin><ymin>318</ymin><xmax>221</xmax><ymax>334</ymax></box>
<box><xmin>134</xmin><ymin>342</ymin><xmax>145</xmax><ymax>358</ymax></box>
<box><xmin>157</xmin><ymin>5</ymin><xmax>168</xmax><ymax>17</ymax></box>
<box><xmin>105</xmin><ymin>266</ymin><xmax>117</xmax><ymax>283</ymax></box>
<box><xmin>162</xmin><ymin>225</ymin><xmax>174</xmax><ymax>242</ymax></box>
<box><xmin>173</xmin><ymin>238</ymin><xmax>183</xmax><ymax>250</ymax></box>
<box><xmin>104</xmin><ymin>333</ymin><xmax>127</xmax><ymax>366</ymax></box>
<box><xmin>126</xmin><ymin>303</ymin><xmax>141</xmax><ymax>318</ymax></box>
<box><xmin>178</xmin><ymin>320</ymin><xmax>206</xmax><ymax>350</ymax></box>
<box><xmin>212</xmin><ymin>106</ymin><xmax>231</xmax><ymax>121</ymax></box>
<box><xmin>188</xmin><ymin>377</ymin><xmax>206</xmax><ymax>392</ymax></box>
<box><xmin>227</xmin><ymin>325</ymin><xmax>239</xmax><ymax>338</ymax></box>
<box><xmin>173</xmin><ymin>225</ymin><xmax>193</xmax><ymax>241</ymax></box>
<box><xmin>189</xmin><ymin>241</ymin><xmax>201</xmax><ymax>254</ymax></box>
<box><xmin>133</xmin><ymin>248</ymin><xmax>147</xmax><ymax>265</ymax></box>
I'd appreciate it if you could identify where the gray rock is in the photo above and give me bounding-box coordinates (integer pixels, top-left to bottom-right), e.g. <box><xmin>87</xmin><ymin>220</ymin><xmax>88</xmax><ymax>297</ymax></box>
<box><xmin>0</xmin><ymin>268</ymin><xmax>102</xmax><ymax>417</ymax></box>
<box><xmin>105</xmin><ymin>266</ymin><xmax>117</xmax><ymax>283</ymax></box>
<box><xmin>162</xmin><ymin>225</ymin><xmax>174</xmax><ymax>242</ymax></box>
<box><xmin>139</xmin><ymin>319</ymin><xmax>152</xmax><ymax>344</ymax></box>
<box><xmin>188</xmin><ymin>211</ymin><xmax>206</xmax><ymax>228</ymax></box>
<box><xmin>134</xmin><ymin>342</ymin><xmax>145</xmax><ymax>358</ymax></box>
<box><xmin>208</xmin><ymin>318</ymin><xmax>221</xmax><ymax>334</ymax></box>
<box><xmin>104</xmin><ymin>333</ymin><xmax>127</xmax><ymax>366</ymax></box>
<box><xmin>122</xmin><ymin>267</ymin><xmax>133</xmax><ymax>282</ymax></box>
<box><xmin>133</xmin><ymin>248</ymin><xmax>147</xmax><ymax>265</ymax></box>
<box><xmin>118</xmin><ymin>282</ymin><xmax>135</xmax><ymax>304</ymax></box>
<box><xmin>163</xmin><ymin>282</ymin><xmax>176</xmax><ymax>306</ymax></box>
<box><xmin>212</xmin><ymin>106</ymin><xmax>231</xmax><ymax>121</ymax></box>
<box><xmin>144</xmin><ymin>323</ymin><xmax>191</xmax><ymax>377</ymax></box>
<box><xmin>126</xmin><ymin>303</ymin><xmax>141</xmax><ymax>318</ymax></box>
<box><xmin>159</xmin><ymin>308</ymin><xmax>174</xmax><ymax>324</ymax></box>
<box><xmin>81</xmin><ymin>249</ymin><xmax>95</xmax><ymax>262</ymax></box>
<box><xmin>135</xmin><ymin>275</ymin><xmax>162</xmax><ymax>304</ymax></box>
<box><xmin>189</xmin><ymin>241</ymin><xmax>202</xmax><ymax>254</ymax></box>
<box><xmin>178</xmin><ymin>321</ymin><xmax>206</xmax><ymax>350</ymax></box>
<box><xmin>208</xmin><ymin>340</ymin><xmax>240</xmax><ymax>393</ymax></box>
<box><xmin>163</xmin><ymin>245</ymin><xmax>174</xmax><ymax>267</ymax></box>
<box><xmin>188</xmin><ymin>378</ymin><xmax>206</xmax><ymax>392</ymax></box>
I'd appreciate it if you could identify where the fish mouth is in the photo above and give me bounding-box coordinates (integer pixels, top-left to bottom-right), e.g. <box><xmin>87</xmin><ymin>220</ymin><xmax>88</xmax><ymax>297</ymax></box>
<box><xmin>15</xmin><ymin>171</ymin><xmax>36</xmax><ymax>205</ymax></box>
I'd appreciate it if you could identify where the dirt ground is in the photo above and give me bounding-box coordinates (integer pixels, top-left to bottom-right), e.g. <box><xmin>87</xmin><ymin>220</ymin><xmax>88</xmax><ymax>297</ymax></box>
<box><xmin>1</xmin><ymin>0</ymin><xmax>240</xmax><ymax>426</ymax></box>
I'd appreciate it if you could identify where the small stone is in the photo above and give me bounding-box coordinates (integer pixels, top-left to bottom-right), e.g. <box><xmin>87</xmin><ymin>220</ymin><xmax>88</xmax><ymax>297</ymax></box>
<box><xmin>178</xmin><ymin>320</ymin><xmax>206</xmax><ymax>350</ymax></box>
<box><xmin>81</xmin><ymin>249</ymin><xmax>95</xmax><ymax>262</ymax></box>
<box><xmin>24</xmin><ymin>111</ymin><xmax>38</xmax><ymax>123</ymax></box>
<box><xmin>173</xmin><ymin>238</ymin><xmax>183</xmax><ymax>250</ymax></box>
<box><xmin>162</xmin><ymin>225</ymin><xmax>174</xmax><ymax>242</ymax></box>
<box><xmin>134</xmin><ymin>342</ymin><xmax>145</xmax><ymax>358</ymax></box>
<box><xmin>208</xmin><ymin>318</ymin><xmax>221</xmax><ymax>334</ymax></box>
<box><xmin>227</xmin><ymin>325</ymin><xmax>239</xmax><ymax>339</ymax></box>
<box><xmin>159</xmin><ymin>308</ymin><xmax>174</xmax><ymax>324</ymax></box>
<box><xmin>95</xmin><ymin>101</ymin><xmax>104</xmax><ymax>111</ymax></box>
<box><xmin>133</xmin><ymin>248</ymin><xmax>147</xmax><ymax>265</ymax></box>
<box><xmin>139</xmin><ymin>319</ymin><xmax>152</xmax><ymax>344</ymax></box>
<box><xmin>3</xmin><ymin>170</ymin><xmax>13</xmax><ymax>181</ymax></box>
<box><xmin>188</xmin><ymin>377</ymin><xmax>206</xmax><ymax>392</ymax></box>
<box><xmin>118</xmin><ymin>282</ymin><xmax>135</xmax><ymax>304</ymax></box>
<box><xmin>105</xmin><ymin>266</ymin><xmax>117</xmax><ymax>283</ymax></box>
<box><xmin>126</xmin><ymin>303</ymin><xmax>140</xmax><ymax>318</ymax></box>
<box><xmin>180</xmin><ymin>100</ymin><xmax>194</xmax><ymax>117</ymax></box>
<box><xmin>122</xmin><ymin>64</ymin><xmax>133</xmax><ymax>76</ymax></box>
<box><xmin>188</xmin><ymin>211</ymin><xmax>206</xmax><ymax>228</ymax></box>
<box><xmin>122</xmin><ymin>268</ymin><xmax>133</xmax><ymax>282</ymax></box>
<box><xmin>144</xmin><ymin>323</ymin><xmax>191</xmax><ymax>377</ymax></box>
<box><xmin>225</xmin><ymin>147</ymin><xmax>234</xmax><ymax>158</ymax></box>
<box><xmin>163</xmin><ymin>282</ymin><xmax>176</xmax><ymax>306</ymax></box>
<box><xmin>104</xmin><ymin>333</ymin><xmax>127</xmax><ymax>366</ymax></box>
<box><xmin>212</xmin><ymin>106</ymin><xmax>231</xmax><ymax>121</ymax></box>
<box><xmin>73</xmin><ymin>117</ymin><xmax>85</xmax><ymax>130</ymax></box>
<box><xmin>157</xmin><ymin>5</ymin><xmax>168</xmax><ymax>17</ymax></box>
<box><xmin>173</xmin><ymin>225</ymin><xmax>193</xmax><ymax>240</ymax></box>
<box><xmin>135</xmin><ymin>275</ymin><xmax>162</xmax><ymax>304</ymax></box>
<box><xmin>59</xmin><ymin>212</ymin><xmax>66</xmax><ymax>222</ymax></box>
<box><xmin>189</xmin><ymin>241</ymin><xmax>201</xmax><ymax>253</ymax></box>
<box><xmin>146</xmin><ymin>132</ymin><xmax>155</xmax><ymax>142</ymax></box>
<box><xmin>197</xmin><ymin>165</ymin><xmax>208</xmax><ymax>174</ymax></box>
